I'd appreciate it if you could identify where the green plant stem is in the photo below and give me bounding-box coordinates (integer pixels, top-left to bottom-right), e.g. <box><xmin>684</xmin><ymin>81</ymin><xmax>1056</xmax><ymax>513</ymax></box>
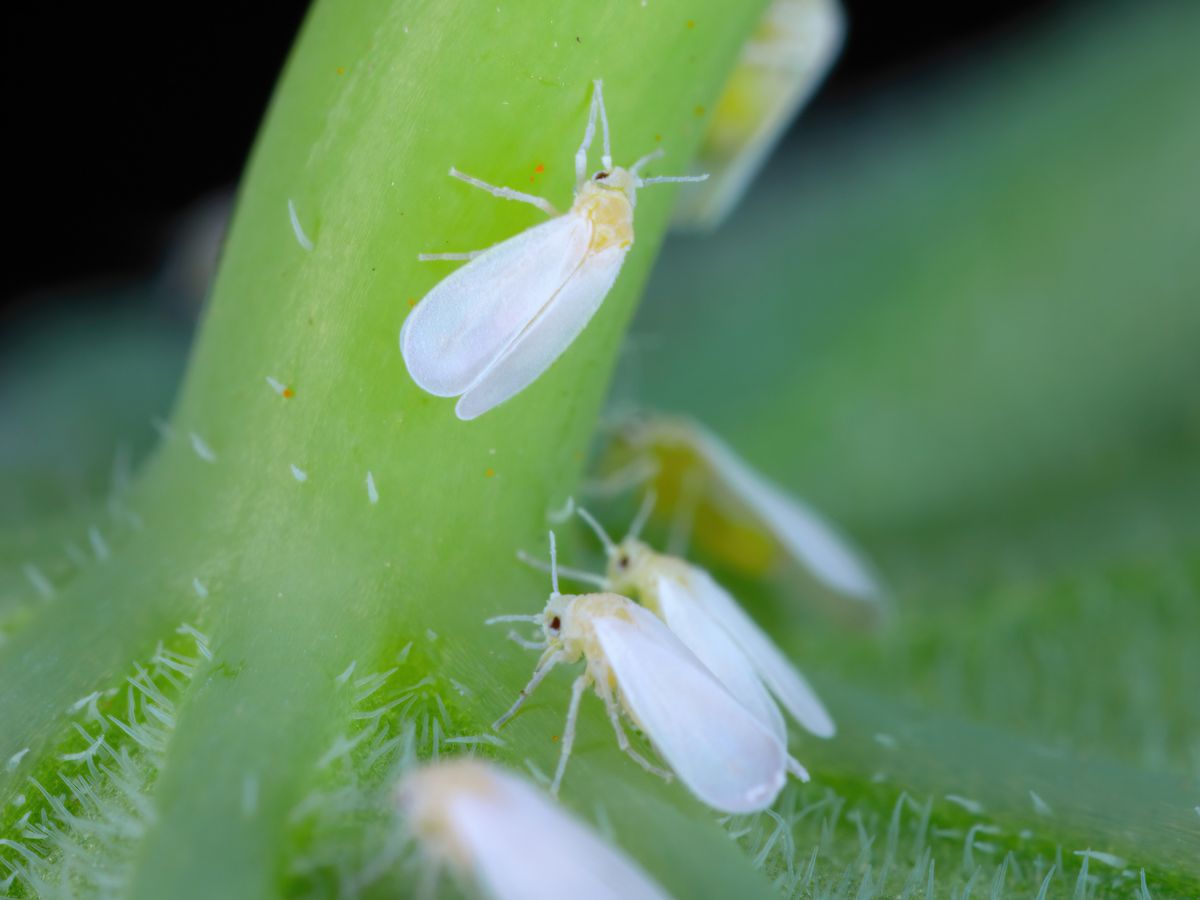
<box><xmin>2</xmin><ymin>1</ymin><xmax>776</xmax><ymax>897</ymax></box>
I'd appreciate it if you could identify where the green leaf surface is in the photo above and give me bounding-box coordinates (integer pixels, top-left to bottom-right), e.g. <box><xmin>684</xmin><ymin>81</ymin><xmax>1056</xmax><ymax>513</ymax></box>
<box><xmin>621</xmin><ymin>1</ymin><xmax>1200</xmax><ymax>894</ymax></box>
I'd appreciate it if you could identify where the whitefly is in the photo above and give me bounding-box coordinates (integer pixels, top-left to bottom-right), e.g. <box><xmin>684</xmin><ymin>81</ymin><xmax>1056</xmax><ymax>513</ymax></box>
<box><xmin>489</xmin><ymin>532</ymin><xmax>791</xmax><ymax>814</ymax></box>
<box><xmin>401</xmin><ymin>80</ymin><xmax>707</xmax><ymax>421</ymax></box>
<box><xmin>585</xmin><ymin>499</ymin><xmax>835</xmax><ymax>744</ymax></box>
<box><xmin>595</xmin><ymin>413</ymin><xmax>886</xmax><ymax>620</ymax></box>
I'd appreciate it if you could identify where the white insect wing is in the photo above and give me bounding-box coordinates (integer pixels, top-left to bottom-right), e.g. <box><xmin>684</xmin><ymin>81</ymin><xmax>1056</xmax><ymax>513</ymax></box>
<box><xmin>684</xmin><ymin>565</ymin><xmax>836</xmax><ymax>738</ymax></box>
<box><xmin>654</xmin><ymin>574</ymin><xmax>786</xmax><ymax>743</ymax></box>
<box><xmin>456</xmin><ymin>243</ymin><xmax>627</xmax><ymax>420</ymax></box>
<box><xmin>401</xmin><ymin>214</ymin><xmax>592</xmax><ymax>397</ymax></box>
<box><xmin>452</xmin><ymin>771</ymin><xmax>670</xmax><ymax>900</ymax></box>
<box><xmin>594</xmin><ymin>603</ymin><xmax>787</xmax><ymax>813</ymax></box>
<box><xmin>699</xmin><ymin>428</ymin><xmax>881</xmax><ymax>603</ymax></box>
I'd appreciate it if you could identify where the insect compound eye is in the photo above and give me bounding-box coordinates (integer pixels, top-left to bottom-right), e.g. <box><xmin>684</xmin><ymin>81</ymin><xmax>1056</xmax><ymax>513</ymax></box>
<box><xmin>593</xmin><ymin>171</ymin><xmax>609</xmax><ymax>181</ymax></box>
<box><xmin>617</xmin><ymin>553</ymin><xmax>630</xmax><ymax>570</ymax></box>
<box><xmin>549</xmin><ymin>616</ymin><xmax>562</xmax><ymax>631</ymax></box>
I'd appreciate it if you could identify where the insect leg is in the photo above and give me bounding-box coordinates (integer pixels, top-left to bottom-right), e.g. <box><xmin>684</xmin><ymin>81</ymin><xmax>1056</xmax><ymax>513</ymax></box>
<box><xmin>786</xmin><ymin>756</ymin><xmax>811</xmax><ymax>782</ymax></box>
<box><xmin>505</xmin><ymin>629</ymin><xmax>548</xmax><ymax>651</ymax></box>
<box><xmin>597</xmin><ymin>678</ymin><xmax>672</xmax><ymax>782</ymax></box>
<box><xmin>448</xmin><ymin>167</ymin><xmax>559</xmax><ymax>217</ymax></box>
<box><xmin>640</xmin><ymin>174</ymin><xmax>711</xmax><ymax>185</ymax></box>
<box><xmin>551</xmin><ymin>673</ymin><xmax>590</xmax><ymax>795</ymax></box>
<box><xmin>546</xmin><ymin>494</ymin><xmax>576</xmax><ymax>523</ymax></box>
<box><xmin>579</xmin><ymin>455</ymin><xmax>660</xmax><ymax>499</ymax></box>
<box><xmin>630</xmin><ymin>148</ymin><xmax>665</xmax><ymax>176</ymax></box>
<box><xmin>492</xmin><ymin>650</ymin><xmax>563</xmax><ymax>731</ymax></box>
<box><xmin>417</xmin><ymin>250</ymin><xmax>487</xmax><ymax>261</ymax></box>
<box><xmin>417</xmin><ymin>228</ymin><xmax>520</xmax><ymax>262</ymax></box>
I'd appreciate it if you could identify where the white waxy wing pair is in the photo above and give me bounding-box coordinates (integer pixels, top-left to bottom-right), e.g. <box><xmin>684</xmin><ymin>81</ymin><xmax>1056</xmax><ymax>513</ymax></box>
<box><xmin>401</xmin><ymin>215</ymin><xmax>627</xmax><ymax>421</ymax></box>
<box><xmin>672</xmin><ymin>0</ymin><xmax>845</xmax><ymax>230</ymax></box>
<box><xmin>616</xmin><ymin>416</ymin><xmax>882</xmax><ymax>607</ymax></box>
<box><xmin>653</xmin><ymin>565</ymin><xmax>835</xmax><ymax>742</ymax></box>
<box><xmin>594</xmin><ymin>600</ymin><xmax>790</xmax><ymax>814</ymax></box>
<box><xmin>400</xmin><ymin>760</ymin><xmax>669</xmax><ymax>900</ymax></box>
<box><xmin>695</xmin><ymin>425</ymin><xmax>881</xmax><ymax>604</ymax></box>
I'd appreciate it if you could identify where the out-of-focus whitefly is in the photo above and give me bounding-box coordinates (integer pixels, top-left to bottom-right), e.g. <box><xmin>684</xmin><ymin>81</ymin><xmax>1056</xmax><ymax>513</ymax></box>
<box><xmin>593</xmin><ymin>413</ymin><xmax>885</xmax><ymax>625</ymax></box>
<box><xmin>396</xmin><ymin>759</ymin><xmax>671</xmax><ymax>900</ymax></box>
<box><xmin>673</xmin><ymin>0</ymin><xmax>844</xmax><ymax>230</ymax></box>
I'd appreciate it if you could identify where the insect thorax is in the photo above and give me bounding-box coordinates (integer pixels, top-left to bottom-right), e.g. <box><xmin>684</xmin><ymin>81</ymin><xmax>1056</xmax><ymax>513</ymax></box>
<box><xmin>558</xmin><ymin>592</ymin><xmax>636</xmax><ymax>658</ymax></box>
<box><xmin>574</xmin><ymin>180</ymin><xmax>635</xmax><ymax>253</ymax></box>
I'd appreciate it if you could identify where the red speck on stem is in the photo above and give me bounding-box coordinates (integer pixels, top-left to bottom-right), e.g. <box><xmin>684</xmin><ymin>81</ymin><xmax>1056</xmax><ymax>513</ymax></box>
<box><xmin>282</xmin><ymin>388</ymin><xmax>295</xmax><ymax>399</ymax></box>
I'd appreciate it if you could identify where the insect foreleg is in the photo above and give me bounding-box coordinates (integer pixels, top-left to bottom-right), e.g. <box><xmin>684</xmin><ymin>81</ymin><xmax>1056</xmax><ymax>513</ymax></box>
<box><xmin>448</xmin><ymin>166</ymin><xmax>558</xmax><ymax>217</ymax></box>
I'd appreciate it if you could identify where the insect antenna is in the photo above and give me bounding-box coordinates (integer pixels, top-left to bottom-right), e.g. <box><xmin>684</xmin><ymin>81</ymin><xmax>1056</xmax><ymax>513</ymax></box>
<box><xmin>593</xmin><ymin>79</ymin><xmax>613</xmax><ymax>170</ymax></box>
<box><xmin>547</xmin><ymin>530</ymin><xmax>561</xmax><ymax>596</ymax></box>
<box><xmin>576</xmin><ymin>507</ymin><xmax>616</xmax><ymax>555</ymax></box>
<box><xmin>627</xmin><ymin>489</ymin><xmax>658</xmax><ymax>541</ymax></box>
<box><xmin>576</xmin><ymin>81</ymin><xmax>601</xmax><ymax>185</ymax></box>
<box><xmin>667</xmin><ymin>468</ymin><xmax>704</xmax><ymax>557</ymax></box>
<box><xmin>516</xmin><ymin>550</ymin><xmax>608</xmax><ymax>589</ymax></box>
<box><xmin>579</xmin><ymin>456</ymin><xmax>659</xmax><ymax>499</ymax></box>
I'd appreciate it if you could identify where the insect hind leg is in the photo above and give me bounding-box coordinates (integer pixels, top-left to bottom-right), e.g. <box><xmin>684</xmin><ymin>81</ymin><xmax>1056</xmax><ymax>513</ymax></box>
<box><xmin>551</xmin><ymin>673</ymin><xmax>590</xmax><ymax>796</ymax></box>
<box><xmin>419</xmin><ymin>231</ymin><xmax>516</xmax><ymax>262</ymax></box>
<box><xmin>597</xmin><ymin>678</ymin><xmax>672</xmax><ymax>782</ymax></box>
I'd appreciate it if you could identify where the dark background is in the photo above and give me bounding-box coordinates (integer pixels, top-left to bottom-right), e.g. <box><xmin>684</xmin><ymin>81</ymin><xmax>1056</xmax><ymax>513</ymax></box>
<box><xmin>3</xmin><ymin>1</ymin><xmax>1062</xmax><ymax>322</ymax></box>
